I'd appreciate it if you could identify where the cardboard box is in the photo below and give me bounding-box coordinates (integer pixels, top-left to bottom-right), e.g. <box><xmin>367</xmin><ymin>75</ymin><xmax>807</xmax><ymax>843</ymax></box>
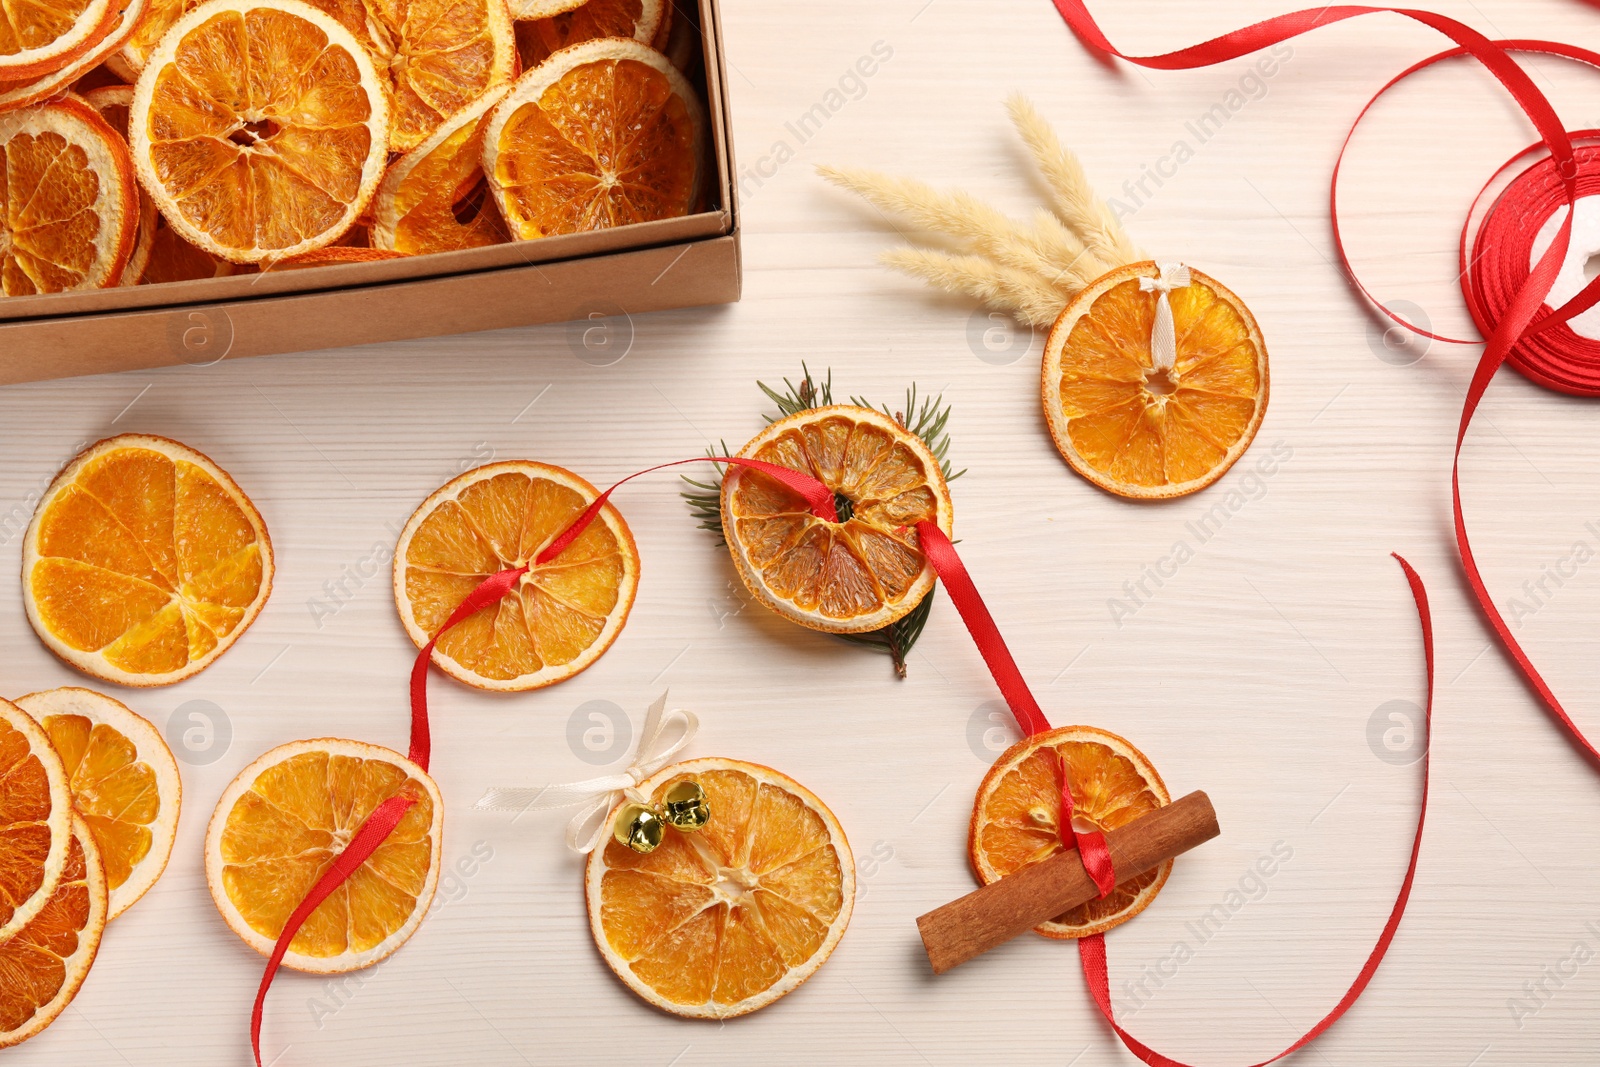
<box><xmin>0</xmin><ymin>0</ymin><xmax>739</xmax><ymax>385</ymax></box>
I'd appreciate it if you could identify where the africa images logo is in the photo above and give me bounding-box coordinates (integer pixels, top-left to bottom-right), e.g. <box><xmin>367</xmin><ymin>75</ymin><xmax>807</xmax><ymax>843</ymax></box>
<box><xmin>1106</xmin><ymin>441</ymin><xmax>1293</xmax><ymax>627</ymax></box>
<box><xmin>1105</xmin><ymin>44</ymin><xmax>1294</xmax><ymax>223</ymax></box>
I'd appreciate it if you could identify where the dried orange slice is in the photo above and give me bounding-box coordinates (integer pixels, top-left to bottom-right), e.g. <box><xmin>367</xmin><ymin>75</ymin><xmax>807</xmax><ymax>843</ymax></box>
<box><xmin>87</xmin><ymin>84</ymin><xmax>234</xmax><ymax>285</ymax></box>
<box><xmin>721</xmin><ymin>405</ymin><xmax>953</xmax><ymax>634</ymax></box>
<box><xmin>22</xmin><ymin>434</ymin><xmax>274</xmax><ymax>687</ymax></box>
<box><xmin>275</xmin><ymin>246</ymin><xmax>408</xmax><ymax>269</ymax></box>
<box><xmin>0</xmin><ymin>0</ymin><xmax>116</xmax><ymax>80</ymax></box>
<box><xmin>204</xmin><ymin>739</ymin><xmax>442</xmax><ymax>973</ymax></box>
<box><xmin>372</xmin><ymin>89</ymin><xmax>511</xmax><ymax>255</ymax></box>
<box><xmin>508</xmin><ymin>0</ymin><xmax>584</xmax><ymax>20</ymax></box>
<box><xmin>1042</xmin><ymin>261</ymin><xmax>1269</xmax><ymax>499</ymax></box>
<box><xmin>971</xmin><ymin>725</ymin><xmax>1171</xmax><ymax>938</ymax></box>
<box><xmin>82</xmin><ymin>85</ymin><xmax>159</xmax><ymax>286</ymax></box>
<box><xmin>0</xmin><ymin>699</ymin><xmax>72</xmax><ymax>943</ymax></box>
<box><xmin>587</xmin><ymin>758</ymin><xmax>854</xmax><ymax>1018</ymax></box>
<box><xmin>133</xmin><ymin>216</ymin><xmax>236</xmax><ymax>283</ymax></box>
<box><xmin>0</xmin><ymin>816</ymin><xmax>107</xmax><ymax>1050</ymax></box>
<box><xmin>393</xmin><ymin>460</ymin><xmax>640</xmax><ymax>691</ymax></box>
<box><xmin>0</xmin><ymin>97</ymin><xmax>137</xmax><ymax>295</ymax></box>
<box><xmin>300</xmin><ymin>0</ymin><xmax>514</xmax><ymax>153</ymax></box>
<box><xmin>0</xmin><ymin>0</ymin><xmax>146</xmax><ymax>113</ymax></box>
<box><xmin>128</xmin><ymin>0</ymin><xmax>391</xmax><ymax>264</ymax></box>
<box><xmin>105</xmin><ymin>0</ymin><xmax>196</xmax><ymax>78</ymax></box>
<box><xmin>17</xmin><ymin>688</ymin><xmax>181</xmax><ymax>920</ymax></box>
<box><xmin>483</xmin><ymin>37</ymin><xmax>704</xmax><ymax>239</ymax></box>
<box><xmin>513</xmin><ymin>0</ymin><xmax>667</xmax><ymax>70</ymax></box>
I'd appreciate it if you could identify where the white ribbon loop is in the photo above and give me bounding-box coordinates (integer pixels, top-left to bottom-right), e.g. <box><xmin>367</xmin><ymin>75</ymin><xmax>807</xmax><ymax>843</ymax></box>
<box><xmin>1139</xmin><ymin>261</ymin><xmax>1191</xmax><ymax>374</ymax></box>
<box><xmin>475</xmin><ymin>692</ymin><xmax>698</xmax><ymax>853</ymax></box>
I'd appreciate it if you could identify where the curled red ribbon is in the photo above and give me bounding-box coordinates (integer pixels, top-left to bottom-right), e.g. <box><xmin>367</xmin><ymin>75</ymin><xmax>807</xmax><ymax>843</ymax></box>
<box><xmin>1079</xmin><ymin>556</ymin><xmax>1433</xmax><ymax>1067</ymax></box>
<box><xmin>1043</xmin><ymin>0</ymin><xmax>1600</xmax><ymax>1060</ymax></box>
<box><xmin>918</xmin><ymin>514</ymin><xmax>1433</xmax><ymax>1064</ymax></box>
<box><xmin>1051</xmin><ymin>0</ymin><xmax>1600</xmax><ymax>771</ymax></box>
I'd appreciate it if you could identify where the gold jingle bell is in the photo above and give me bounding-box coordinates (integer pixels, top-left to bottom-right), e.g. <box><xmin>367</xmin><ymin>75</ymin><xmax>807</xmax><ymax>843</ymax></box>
<box><xmin>661</xmin><ymin>779</ymin><xmax>711</xmax><ymax>833</ymax></box>
<box><xmin>613</xmin><ymin>802</ymin><xmax>665</xmax><ymax>854</ymax></box>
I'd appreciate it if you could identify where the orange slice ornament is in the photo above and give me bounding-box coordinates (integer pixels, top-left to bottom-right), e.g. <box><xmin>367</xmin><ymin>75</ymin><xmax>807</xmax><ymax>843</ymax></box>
<box><xmin>721</xmin><ymin>404</ymin><xmax>954</xmax><ymax>634</ymax></box>
<box><xmin>821</xmin><ymin>94</ymin><xmax>1269</xmax><ymax>499</ymax></box>
<box><xmin>477</xmin><ymin>695</ymin><xmax>855</xmax><ymax>1019</ymax></box>
<box><xmin>204</xmin><ymin>738</ymin><xmax>442</xmax><ymax>972</ymax></box>
<box><xmin>1043</xmin><ymin>261</ymin><xmax>1268</xmax><ymax>498</ymax></box>
<box><xmin>970</xmin><ymin>725</ymin><xmax>1171</xmax><ymax>937</ymax></box>
<box><xmin>393</xmin><ymin>460</ymin><xmax>640</xmax><ymax>691</ymax></box>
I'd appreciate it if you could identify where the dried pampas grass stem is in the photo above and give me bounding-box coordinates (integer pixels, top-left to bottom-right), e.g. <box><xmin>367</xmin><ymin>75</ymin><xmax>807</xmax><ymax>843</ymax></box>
<box><xmin>1006</xmin><ymin>93</ymin><xmax>1144</xmax><ymax>267</ymax></box>
<box><xmin>817</xmin><ymin>165</ymin><xmax>1108</xmax><ymax>290</ymax></box>
<box><xmin>879</xmin><ymin>247</ymin><xmax>1068</xmax><ymax>327</ymax></box>
<box><xmin>821</xmin><ymin>95</ymin><xmax>1144</xmax><ymax>326</ymax></box>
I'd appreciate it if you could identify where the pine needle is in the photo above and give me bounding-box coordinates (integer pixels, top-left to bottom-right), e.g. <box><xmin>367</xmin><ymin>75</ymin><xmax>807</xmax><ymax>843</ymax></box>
<box><xmin>817</xmin><ymin>164</ymin><xmax>1105</xmax><ymax>291</ymax></box>
<box><xmin>680</xmin><ymin>441</ymin><xmax>732</xmax><ymax>544</ymax></box>
<box><xmin>879</xmin><ymin>247</ymin><xmax>1067</xmax><ymax>327</ymax></box>
<box><xmin>1006</xmin><ymin>93</ymin><xmax>1144</xmax><ymax>267</ymax></box>
<box><xmin>849</xmin><ymin>381</ymin><xmax>965</xmax><ymax>483</ymax></box>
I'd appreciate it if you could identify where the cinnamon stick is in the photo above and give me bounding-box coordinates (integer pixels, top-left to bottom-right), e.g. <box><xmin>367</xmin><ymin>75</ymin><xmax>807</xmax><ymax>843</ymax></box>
<box><xmin>916</xmin><ymin>790</ymin><xmax>1220</xmax><ymax>974</ymax></box>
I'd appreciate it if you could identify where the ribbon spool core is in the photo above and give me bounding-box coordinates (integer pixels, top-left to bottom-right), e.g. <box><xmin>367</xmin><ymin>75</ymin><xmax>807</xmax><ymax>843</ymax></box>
<box><xmin>1530</xmin><ymin>196</ymin><xmax>1600</xmax><ymax>342</ymax></box>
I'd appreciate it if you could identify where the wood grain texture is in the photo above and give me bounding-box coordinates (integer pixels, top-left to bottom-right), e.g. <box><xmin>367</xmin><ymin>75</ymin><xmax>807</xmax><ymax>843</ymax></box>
<box><xmin>4</xmin><ymin>0</ymin><xmax>1600</xmax><ymax>1063</ymax></box>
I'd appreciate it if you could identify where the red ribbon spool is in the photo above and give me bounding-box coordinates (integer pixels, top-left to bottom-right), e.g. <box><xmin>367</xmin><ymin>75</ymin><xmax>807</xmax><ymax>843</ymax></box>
<box><xmin>1045</xmin><ymin>1</ymin><xmax>1600</xmax><ymax>1062</ymax></box>
<box><xmin>1463</xmin><ymin>139</ymin><xmax>1600</xmax><ymax>396</ymax></box>
<box><xmin>1320</xmin><ymin>33</ymin><xmax>1600</xmax><ymax>766</ymax></box>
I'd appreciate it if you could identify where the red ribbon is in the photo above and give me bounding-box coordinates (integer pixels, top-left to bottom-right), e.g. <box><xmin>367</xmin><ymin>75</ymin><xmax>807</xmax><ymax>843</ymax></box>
<box><xmin>249</xmin><ymin>793</ymin><xmax>416</xmax><ymax>1061</ymax></box>
<box><xmin>250</xmin><ymin>455</ymin><xmax>835</xmax><ymax>1065</ymax></box>
<box><xmin>1040</xmin><ymin>0</ymin><xmax>1600</xmax><ymax>1059</ymax></box>
<box><xmin>914</xmin><ymin>521</ymin><xmax>1116</xmax><ymax>897</ymax></box>
<box><xmin>1051</xmin><ymin>0</ymin><xmax>1600</xmax><ymax>772</ymax></box>
<box><xmin>1079</xmin><ymin>556</ymin><xmax>1433</xmax><ymax>1067</ymax></box>
<box><xmin>249</xmin><ymin>568</ymin><xmax>515</xmax><ymax>1066</ymax></box>
<box><xmin>1322</xmin><ymin>34</ymin><xmax>1600</xmax><ymax>772</ymax></box>
<box><xmin>922</xmin><ymin>514</ymin><xmax>1433</xmax><ymax>1065</ymax></box>
<box><xmin>247</xmin><ymin>429</ymin><xmax>1432</xmax><ymax>1066</ymax></box>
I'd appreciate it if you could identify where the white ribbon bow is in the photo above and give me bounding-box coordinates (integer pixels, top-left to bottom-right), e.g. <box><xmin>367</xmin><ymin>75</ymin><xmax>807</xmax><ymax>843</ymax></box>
<box><xmin>474</xmin><ymin>692</ymin><xmax>697</xmax><ymax>853</ymax></box>
<box><xmin>1139</xmin><ymin>261</ymin><xmax>1192</xmax><ymax>374</ymax></box>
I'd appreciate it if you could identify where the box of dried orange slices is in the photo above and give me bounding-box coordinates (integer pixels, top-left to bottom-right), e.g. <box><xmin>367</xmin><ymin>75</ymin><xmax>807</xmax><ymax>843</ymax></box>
<box><xmin>0</xmin><ymin>0</ymin><xmax>737</xmax><ymax>383</ymax></box>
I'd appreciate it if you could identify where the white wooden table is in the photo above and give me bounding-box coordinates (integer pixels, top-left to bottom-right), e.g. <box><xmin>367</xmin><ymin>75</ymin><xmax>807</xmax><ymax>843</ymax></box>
<box><xmin>8</xmin><ymin>0</ymin><xmax>1600</xmax><ymax>1062</ymax></box>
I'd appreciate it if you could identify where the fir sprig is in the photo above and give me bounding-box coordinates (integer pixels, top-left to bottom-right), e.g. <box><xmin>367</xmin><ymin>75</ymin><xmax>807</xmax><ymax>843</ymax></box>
<box><xmin>851</xmin><ymin>381</ymin><xmax>966</xmax><ymax>483</ymax></box>
<box><xmin>680</xmin><ymin>441</ymin><xmax>731</xmax><ymax>540</ymax></box>
<box><xmin>760</xmin><ymin>365</ymin><xmax>832</xmax><ymax>418</ymax></box>
<box><xmin>680</xmin><ymin>365</ymin><xmax>961</xmax><ymax>678</ymax></box>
